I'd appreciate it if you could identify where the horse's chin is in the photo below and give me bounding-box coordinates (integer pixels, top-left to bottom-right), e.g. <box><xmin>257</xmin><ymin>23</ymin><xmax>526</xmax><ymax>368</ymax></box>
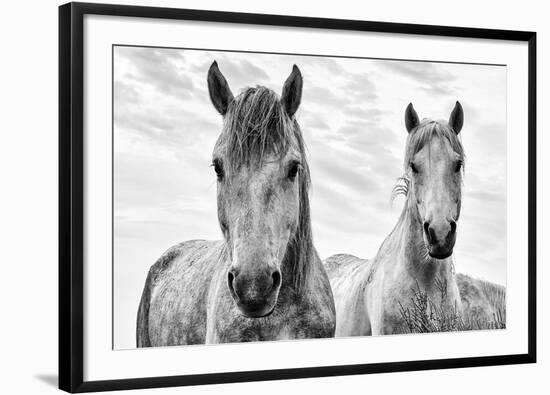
<box><xmin>235</xmin><ymin>301</ymin><xmax>276</xmax><ymax>318</ymax></box>
<box><xmin>427</xmin><ymin>248</ymin><xmax>453</xmax><ymax>260</ymax></box>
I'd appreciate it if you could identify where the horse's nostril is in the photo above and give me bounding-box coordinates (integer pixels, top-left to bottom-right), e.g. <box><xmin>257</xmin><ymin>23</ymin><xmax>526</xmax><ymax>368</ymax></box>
<box><xmin>450</xmin><ymin>220</ymin><xmax>457</xmax><ymax>234</ymax></box>
<box><xmin>423</xmin><ymin>222</ymin><xmax>431</xmax><ymax>241</ymax></box>
<box><xmin>424</xmin><ymin>222</ymin><xmax>438</xmax><ymax>244</ymax></box>
<box><xmin>227</xmin><ymin>271</ymin><xmax>235</xmax><ymax>294</ymax></box>
<box><xmin>271</xmin><ymin>270</ymin><xmax>281</xmax><ymax>291</ymax></box>
<box><xmin>429</xmin><ymin>228</ymin><xmax>437</xmax><ymax>244</ymax></box>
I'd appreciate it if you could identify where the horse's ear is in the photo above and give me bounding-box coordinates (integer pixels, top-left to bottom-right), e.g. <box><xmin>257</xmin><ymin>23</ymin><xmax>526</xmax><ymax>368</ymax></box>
<box><xmin>448</xmin><ymin>101</ymin><xmax>464</xmax><ymax>134</ymax></box>
<box><xmin>405</xmin><ymin>103</ymin><xmax>420</xmax><ymax>133</ymax></box>
<box><xmin>207</xmin><ymin>61</ymin><xmax>234</xmax><ymax>116</ymax></box>
<box><xmin>281</xmin><ymin>65</ymin><xmax>303</xmax><ymax>117</ymax></box>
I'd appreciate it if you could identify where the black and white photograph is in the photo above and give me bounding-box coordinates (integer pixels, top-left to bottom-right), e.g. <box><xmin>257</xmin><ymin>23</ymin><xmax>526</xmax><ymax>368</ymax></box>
<box><xmin>2</xmin><ymin>0</ymin><xmax>546</xmax><ymax>393</ymax></box>
<box><xmin>113</xmin><ymin>46</ymin><xmax>507</xmax><ymax>349</ymax></box>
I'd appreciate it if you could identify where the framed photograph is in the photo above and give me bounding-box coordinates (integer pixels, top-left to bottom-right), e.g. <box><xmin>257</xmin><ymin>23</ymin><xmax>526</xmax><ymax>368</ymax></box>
<box><xmin>59</xmin><ymin>2</ymin><xmax>536</xmax><ymax>393</ymax></box>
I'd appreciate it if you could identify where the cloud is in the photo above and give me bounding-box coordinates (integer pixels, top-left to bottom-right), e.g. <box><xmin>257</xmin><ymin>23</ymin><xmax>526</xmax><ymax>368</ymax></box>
<box><xmin>383</xmin><ymin>61</ymin><xmax>458</xmax><ymax>95</ymax></box>
<box><xmin>114</xmin><ymin>106</ymin><xmax>219</xmax><ymax>151</ymax></box>
<box><xmin>114</xmin><ymin>80</ymin><xmax>141</xmax><ymax>105</ymax></box>
<box><xmin>304</xmin><ymin>72</ymin><xmax>378</xmax><ymax>110</ymax></box>
<box><xmin>114</xmin><ymin>151</ymin><xmax>212</xmax><ymax>208</ymax></box>
<box><xmin>335</xmin><ymin>118</ymin><xmax>403</xmax><ymax>178</ymax></box>
<box><xmin>303</xmin><ymin>85</ymin><xmax>346</xmax><ymax>107</ymax></box>
<box><xmin>295</xmin><ymin>56</ymin><xmax>346</xmax><ymax>75</ymax></box>
<box><xmin>193</xmin><ymin>56</ymin><xmax>271</xmax><ymax>91</ymax></box>
<box><xmin>467</xmin><ymin>189</ymin><xmax>505</xmax><ymax>204</ymax></box>
<box><xmin>344</xmin><ymin>106</ymin><xmax>386</xmax><ymax>121</ymax></box>
<box><xmin>116</xmin><ymin>46</ymin><xmax>194</xmax><ymax>100</ymax></box>
<box><xmin>344</xmin><ymin>72</ymin><xmax>378</xmax><ymax>101</ymax></box>
<box><xmin>300</xmin><ymin>111</ymin><xmax>331</xmax><ymax>131</ymax></box>
<box><xmin>306</xmin><ymin>132</ymin><xmax>397</xmax><ymax>207</ymax></box>
<box><xmin>470</xmin><ymin>122</ymin><xmax>507</xmax><ymax>154</ymax></box>
<box><xmin>339</xmin><ymin>120</ymin><xmax>398</xmax><ymax>148</ymax></box>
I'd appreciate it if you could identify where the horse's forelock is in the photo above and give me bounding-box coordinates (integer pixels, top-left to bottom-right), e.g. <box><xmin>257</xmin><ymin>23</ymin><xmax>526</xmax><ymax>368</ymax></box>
<box><xmin>404</xmin><ymin>119</ymin><xmax>465</xmax><ymax>169</ymax></box>
<box><xmin>219</xmin><ymin>87</ymin><xmax>306</xmax><ymax>174</ymax></box>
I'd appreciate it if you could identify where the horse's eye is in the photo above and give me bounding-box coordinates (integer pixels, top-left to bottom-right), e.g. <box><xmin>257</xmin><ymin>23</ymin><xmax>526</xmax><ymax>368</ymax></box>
<box><xmin>410</xmin><ymin>162</ymin><xmax>419</xmax><ymax>174</ymax></box>
<box><xmin>287</xmin><ymin>161</ymin><xmax>300</xmax><ymax>180</ymax></box>
<box><xmin>455</xmin><ymin>160</ymin><xmax>463</xmax><ymax>173</ymax></box>
<box><xmin>212</xmin><ymin>159</ymin><xmax>224</xmax><ymax>181</ymax></box>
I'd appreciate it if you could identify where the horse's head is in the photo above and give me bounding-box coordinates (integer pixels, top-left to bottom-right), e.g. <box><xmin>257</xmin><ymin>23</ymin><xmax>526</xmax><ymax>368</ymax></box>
<box><xmin>403</xmin><ymin>102</ymin><xmax>465</xmax><ymax>259</ymax></box>
<box><xmin>207</xmin><ymin>61</ymin><xmax>310</xmax><ymax>318</ymax></box>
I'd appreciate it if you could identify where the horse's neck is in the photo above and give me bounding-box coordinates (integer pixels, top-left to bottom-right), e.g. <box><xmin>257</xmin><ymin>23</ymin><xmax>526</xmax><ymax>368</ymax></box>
<box><xmin>387</xmin><ymin>203</ymin><xmax>455</xmax><ymax>291</ymax></box>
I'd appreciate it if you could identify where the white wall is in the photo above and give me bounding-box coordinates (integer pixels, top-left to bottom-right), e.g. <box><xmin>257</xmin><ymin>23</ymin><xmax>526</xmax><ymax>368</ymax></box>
<box><xmin>0</xmin><ymin>0</ymin><xmax>546</xmax><ymax>393</ymax></box>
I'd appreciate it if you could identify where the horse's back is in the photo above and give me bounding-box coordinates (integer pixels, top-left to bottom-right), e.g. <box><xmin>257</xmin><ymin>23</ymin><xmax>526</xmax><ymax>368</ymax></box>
<box><xmin>456</xmin><ymin>273</ymin><xmax>506</xmax><ymax>329</ymax></box>
<box><xmin>324</xmin><ymin>254</ymin><xmax>372</xmax><ymax>336</ymax></box>
<box><xmin>136</xmin><ymin>239</ymin><xmax>224</xmax><ymax>347</ymax></box>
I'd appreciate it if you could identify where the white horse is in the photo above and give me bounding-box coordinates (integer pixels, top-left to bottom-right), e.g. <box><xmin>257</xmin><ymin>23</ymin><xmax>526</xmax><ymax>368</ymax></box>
<box><xmin>136</xmin><ymin>62</ymin><xmax>335</xmax><ymax>346</ymax></box>
<box><xmin>326</xmin><ymin>102</ymin><xmax>468</xmax><ymax>335</ymax></box>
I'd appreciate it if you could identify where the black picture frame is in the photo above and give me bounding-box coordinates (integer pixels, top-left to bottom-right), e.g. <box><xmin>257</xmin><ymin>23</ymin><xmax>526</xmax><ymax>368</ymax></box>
<box><xmin>59</xmin><ymin>2</ymin><xmax>537</xmax><ymax>393</ymax></box>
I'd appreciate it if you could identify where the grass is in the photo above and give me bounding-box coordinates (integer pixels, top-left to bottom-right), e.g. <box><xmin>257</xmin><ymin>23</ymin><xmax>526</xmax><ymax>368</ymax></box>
<box><xmin>398</xmin><ymin>278</ymin><xmax>506</xmax><ymax>333</ymax></box>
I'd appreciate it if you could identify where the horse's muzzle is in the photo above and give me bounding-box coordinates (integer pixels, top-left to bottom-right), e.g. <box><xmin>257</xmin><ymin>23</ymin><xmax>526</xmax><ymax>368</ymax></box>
<box><xmin>227</xmin><ymin>267</ymin><xmax>282</xmax><ymax>318</ymax></box>
<box><xmin>424</xmin><ymin>219</ymin><xmax>457</xmax><ymax>259</ymax></box>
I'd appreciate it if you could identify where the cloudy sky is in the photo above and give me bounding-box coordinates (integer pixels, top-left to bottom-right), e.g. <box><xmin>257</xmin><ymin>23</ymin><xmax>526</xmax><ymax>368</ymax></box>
<box><xmin>113</xmin><ymin>46</ymin><xmax>507</xmax><ymax>349</ymax></box>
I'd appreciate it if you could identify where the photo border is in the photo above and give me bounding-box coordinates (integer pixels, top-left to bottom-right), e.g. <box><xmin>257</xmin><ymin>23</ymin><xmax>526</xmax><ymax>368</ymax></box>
<box><xmin>59</xmin><ymin>2</ymin><xmax>536</xmax><ymax>392</ymax></box>
<box><xmin>111</xmin><ymin>42</ymin><xmax>508</xmax><ymax>350</ymax></box>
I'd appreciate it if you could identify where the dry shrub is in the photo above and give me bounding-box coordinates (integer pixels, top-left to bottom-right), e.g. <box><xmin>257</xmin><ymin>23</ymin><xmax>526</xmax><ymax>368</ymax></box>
<box><xmin>398</xmin><ymin>278</ymin><xmax>505</xmax><ymax>333</ymax></box>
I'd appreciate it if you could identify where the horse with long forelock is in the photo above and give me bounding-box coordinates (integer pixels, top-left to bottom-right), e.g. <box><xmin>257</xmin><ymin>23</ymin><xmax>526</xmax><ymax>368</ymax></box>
<box><xmin>325</xmin><ymin>102</ymin><xmax>467</xmax><ymax>336</ymax></box>
<box><xmin>136</xmin><ymin>61</ymin><xmax>336</xmax><ymax>346</ymax></box>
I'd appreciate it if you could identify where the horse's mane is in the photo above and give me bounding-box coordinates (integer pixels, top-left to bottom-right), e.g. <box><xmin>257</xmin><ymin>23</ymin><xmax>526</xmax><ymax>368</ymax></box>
<box><xmin>391</xmin><ymin>119</ymin><xmax>465</xmax><ymax>201</ymax></box>
<box><xmin>218</xmin><ymin>86</ymin><xmax>313</xmax><ymax>290</ymax></box>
